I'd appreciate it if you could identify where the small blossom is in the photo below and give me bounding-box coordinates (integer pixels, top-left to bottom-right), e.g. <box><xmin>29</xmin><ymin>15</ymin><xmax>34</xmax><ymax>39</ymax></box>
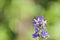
<box><xmin>34</xmin><ymin>19</ymin><xmax>38</xmax><ymax>23</ymax></box>
<box><xmin>32</xmin><ymin>33</ymin><xmax>38</xmax><ymax>38</ymax></box>
<box><xmin>39</xmin><ymin>21</ymin><xmax>43</xmax><ymax>26</ymax></box>
<box><xmin>33</xmin><ymin>19</ymin><xmax>39</xmax><ymax>27</ymax></box>
<box><xmin>38</xmin><ymin>16</ymin><xmax>44</xmax><ymax>21</ymax></box>
<box><xmin>35</xmin><ymin>27</ymin><xmax>39</xmax><ymax>32</ymax></box>
<box><xmin>41</xmin><ymin>31</ymin><xmax>49</xmax><ymax>38</ymax></box>
<box><xmin>33</xmin><ymin>16</ymin><xmax>44</xmax><ymax>27</ymax></box>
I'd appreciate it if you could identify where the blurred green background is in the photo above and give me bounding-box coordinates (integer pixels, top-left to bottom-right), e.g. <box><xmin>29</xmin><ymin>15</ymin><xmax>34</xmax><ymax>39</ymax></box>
<box><xmin>0</xmin><ymin>0</ymin><xmax>60</xmax><ymax>40</ymax></box>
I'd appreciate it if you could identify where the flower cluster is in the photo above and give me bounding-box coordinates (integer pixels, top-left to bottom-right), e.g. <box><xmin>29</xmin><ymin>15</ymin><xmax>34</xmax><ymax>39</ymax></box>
<box><xmin>32</xmin><ymin>16</ymin><xmax>50</xmax><ymax>39</ymax></box>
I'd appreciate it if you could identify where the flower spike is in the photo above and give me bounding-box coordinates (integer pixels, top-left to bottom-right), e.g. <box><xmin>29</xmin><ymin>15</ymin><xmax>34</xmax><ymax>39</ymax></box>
<box><xmin>32</xmin><ymin>16</ymin><xmax>50</xmax><ymax>39</ymax></box>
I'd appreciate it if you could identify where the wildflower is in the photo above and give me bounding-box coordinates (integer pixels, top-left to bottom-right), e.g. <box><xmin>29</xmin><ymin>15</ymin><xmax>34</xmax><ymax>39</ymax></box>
<box><xmin>39</xmin><ymin>21</ymin><xmax>43</xmax><ymax>26</ymax></box>
<box><xmin>35</xmin><ymin>27</ymin><xmax>39</xmax><ymax>32</ymax></box>
<box><xmin>38</xmin><ymin>16</ymin><xmax>44</xmax><ymax>21</ymax></box>
<box><xmin>41</xmin><ymin>31</ymin><xmax>49</xmax><ymax>39</ymax></box>
<box><xmin>32</xmin><ymin>33</ymin><xmax>38</xmax><ymax>38</ymax></box>
<box><xmin>33</xmin><ymin>16</ymin><xmax>44</xmax><ymax>27</ymax></box>
<box><xmin>32</xmin><ymin>16</ymin><xmax>50</xmax><ymax>39</ymax></box>
<box><xmin>33</xmin><ymin>19</ymin><xmax>39</xmax><ymax>27</ymax></box>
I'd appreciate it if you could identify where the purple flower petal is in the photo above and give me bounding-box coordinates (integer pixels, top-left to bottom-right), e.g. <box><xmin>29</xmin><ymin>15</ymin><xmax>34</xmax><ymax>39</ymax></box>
<box><xmin>34</xmin><ymin>19</ymin><xmax>38</xmax><ymax>23</ymax></box>
<box><xmin>39</xmin><ymin>21</ymin><xmax>43</xmax><ymax>26</ymax></box>
<box><xmin>32</xmin><ymin>33</ymin><xmax>38</xmax><ymax>38</ymax></box>
<box><xmin>38</xmin><ymin>16</ymin><xmax>44</xmax><ymax>21</ymax></box>
<box><xmin>39</xmin><ymin>24</ymin><xmax>42</xmax><ymax>26</ymax></box>
<box><xmin>33</xmin><ymin>24</ymin><xmax>39</xmax><ymax>27</ymax></box>
<box><xmin>35</xmin><ymin>27</ymin><xmax>39</xmax><ymax>32</ymax></box>
<box><xmin>41</xmin><ymin>31</ymin><xmax>49</xmax><ymax>38</ymax></box>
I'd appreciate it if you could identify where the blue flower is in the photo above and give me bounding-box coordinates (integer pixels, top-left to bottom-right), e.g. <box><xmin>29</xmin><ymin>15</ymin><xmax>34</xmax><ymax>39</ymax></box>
<box><xmin>33</xmin><ymin>16</ymin><xmax>44</xmax><ymax>27</ymax></box>
<box><xmin>32</xmin><ymin>33</ymin><xmax>38</xmax><ymax>38</ymax></box>
<box><xmin>35</xmin><ymin>27</ymin><xmax>39</xmax><ymax>32</ymax></box>
<box><xmin>33</xmin><ymin>19</ymin><xmax>38</xmax><ymax>23</ymax></box>
<box><xmin>39</xmin><ymin>21</ymin><xmax>43</xmax><ymax>26</ymax></box>
<box><xmin>41</xmin><ymin>31</ymin><xmax>49</xmax><ymax>38</ymax></box>
<box><xmin>38</xmin><ymin>16</ymin><xmax>44</xmax><ymax>21</ymax></box>
<box><xmin>33</xmin><ymin>19</ymin><xmax>39</xmax><ymax>27</ymax></box>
